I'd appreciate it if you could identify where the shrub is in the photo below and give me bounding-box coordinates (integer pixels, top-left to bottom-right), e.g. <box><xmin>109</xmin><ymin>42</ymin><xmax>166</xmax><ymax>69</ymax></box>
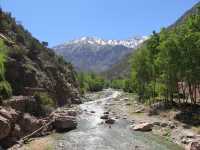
<box><xmin>34</xmin><ymin>92</ymin><xmax>55</xmax><ymax>107</ymax></box>
<box><xmin>34</xmin><ymin>92</ymin><xmax>55</xmax><ymax>116</ymax></box>
<box><xmin>0</xmin><ymin>81</ymin><xmax>12</xmax><ymax>99</ymax></box>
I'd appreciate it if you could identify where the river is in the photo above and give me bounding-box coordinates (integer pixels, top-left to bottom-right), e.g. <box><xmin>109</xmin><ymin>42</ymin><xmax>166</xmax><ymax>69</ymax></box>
<box><xmin>52</xmin><ymin>89</ymin><xmax>183</xmax><ymax>150</ymax></box>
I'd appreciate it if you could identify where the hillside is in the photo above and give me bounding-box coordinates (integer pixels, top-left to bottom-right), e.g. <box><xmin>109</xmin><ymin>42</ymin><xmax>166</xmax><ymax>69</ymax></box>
<box><xmin>104</xmin><ymin>1</ymin><xmax>200</xmax><ymax>80</ymax></box>
<box><xmin>53</xmin><ymin>36</ymin><xmax>147</xmax><ymax>73</ymax></box>
<box><xmin>0</xmin><ymin>9</ymin><xmax>81</xmax><ymax>106</ymax></box>
<box><xmin>170</xmin><ymin>1</ymin><xmax>200</xmax><ymax>28</ymax></box>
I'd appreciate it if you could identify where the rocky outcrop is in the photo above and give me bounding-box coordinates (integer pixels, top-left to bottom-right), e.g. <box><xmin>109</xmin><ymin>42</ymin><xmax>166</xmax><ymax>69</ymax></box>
<box><xmin>0</xmin><ymin>115</ymin><xmax>11</xmax><ymax>140</ymax></box>
<box><xmin>0</xmin><ymin>106</ymin><xmax>79</xmax><ymax>148</ymax></box>
<box><xmin>3</xmin><ymin>96</ymin><xmax>37</xmax><ymax>113</ymax></box>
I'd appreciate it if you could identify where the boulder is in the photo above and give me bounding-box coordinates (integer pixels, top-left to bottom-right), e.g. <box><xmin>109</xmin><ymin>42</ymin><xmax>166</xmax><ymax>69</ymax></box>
<box><xmin>105</xmin><ymin>118</ymin><xmax>115</xmax><ymax>124</ymax></box>
<box><xmin>19</xmin><ymin>113</ymin><xmax>43</xmax><ymax>134</ymax></box>
<box><xmin>0</xmin><ymin>108</ymin><xmax>19</xmax><ymax>123</ymax></box>
<box><xmin>53</xmin><ymin>116</ymin><xmax>77</xmax><ymax>131</ymax></box>
<box><xmin>67</xmin><ymin>110</ymin><xmax>77</xmax><ymax>116</ymax></box>
<box><xmin>0</xmin><ymin>116</ymin><xmax>11</xmax><ymax>140</ymax></box>
<box><xmin>187</xmin><ymin>140</ymin><xmax>200</xmax><ymax>150</ymax></box>
<box><xmin>133</xmin><ymin>123</ymin><xmax>153</xmax><ymax>132</ymax></box>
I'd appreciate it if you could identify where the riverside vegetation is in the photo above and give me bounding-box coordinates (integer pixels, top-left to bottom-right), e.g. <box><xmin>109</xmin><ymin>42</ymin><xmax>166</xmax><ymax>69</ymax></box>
<box><xmin>110</xmin><ymin>7</ymin><xmax>200</xmax><ymax>106</ymax></box>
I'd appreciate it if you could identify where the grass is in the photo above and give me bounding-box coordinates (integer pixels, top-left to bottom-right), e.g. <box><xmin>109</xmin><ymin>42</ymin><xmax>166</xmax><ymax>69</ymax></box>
<box><xmin>21</xmin><ymin>137</ymin><xmax>54</xmax><ymax>150</ymax></box>
<box><xmin>192</xmin><ymin>126</ymin><xmax>200</xmax><ymax>134</ymax></box>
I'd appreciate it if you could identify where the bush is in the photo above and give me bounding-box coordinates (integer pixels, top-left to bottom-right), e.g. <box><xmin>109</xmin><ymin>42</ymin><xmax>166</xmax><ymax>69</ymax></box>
<box><xmin>34</xmin><ymin>92</ymin><xmax>55</xmax><ymax>116</ymax></box>
<box><xmin>0</xmin><ymin>81</ymin><xmax>12</xmax><ymax>99</ymax></box>
<box><xmin>34</xmin><ymin>92</ymin><xmax>55</xmax><ymax>107</ymax></box>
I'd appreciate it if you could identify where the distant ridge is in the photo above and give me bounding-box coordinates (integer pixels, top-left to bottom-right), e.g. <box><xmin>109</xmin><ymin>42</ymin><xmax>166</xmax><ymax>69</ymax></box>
<box><xmin>53</xmin><ymin>36</ymin><xmax>147</xmax><ymax>73</ymax></box>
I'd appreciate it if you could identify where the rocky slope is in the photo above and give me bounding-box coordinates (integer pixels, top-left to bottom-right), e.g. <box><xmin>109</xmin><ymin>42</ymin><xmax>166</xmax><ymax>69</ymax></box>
<box><xmin>0</xmin><ymin>9</ymin><xmax>81</xmax><ymax>106</ymax></box>
<box><xmin>53</xmin><ymin>36</ymin><xmax>147</xmax><ymax>73</ymax></box>
<box><xmin>0</xmin><ymin>9</ymin><xmax>81</xmax><ymax>148</ymax></box>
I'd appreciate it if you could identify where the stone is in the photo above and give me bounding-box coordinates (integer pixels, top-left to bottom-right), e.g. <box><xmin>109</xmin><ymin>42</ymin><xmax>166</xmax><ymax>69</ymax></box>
<box><xmin>67</xmin><ymin>110</ymin><xmax>77</xmax><ymax>116</ymax></box>
<box><xmin>0</xmin><ymin>116</ymin><xmax>11</xmax><ymax>140</ymax></box>
<box><xmin>54</xmin><ymin>116</ymin><xmax>77</xmax><ymax>131</ymax></box>
<box><xmin>105</xmin><ymin>118</ymin><xmax>115</xmax><ymax>124</ymax></box>
<box><xmin>121</xmin><ymin>98</ymin><xmax>129</xmax><ymax>101</ymax></box>
<box><xmin>0</xmin><ymin>107</ymin><xmax>19</xmax><ymax>123</ymax></box>
<box><xmin>152</xmin><ymin>122</ymin><xmax>161</xmax><ymax>126</ymax></box>
<box><xmin>187</xmin><ymin>140</ymin><xmax>200</xmax><ymax>150</ymax></box>
<box><xmin>104</xmin><ymin>111</ymin><xmax>109</xmax><ymax>114</ymax></box>
<box><xmin>133</xmin><ymin>123</ymin><xmax>153</xmax><ymax>132</ymax></box>
<box><xmin>19</xmin><ymin>113</ymin><xmax>43</xmax><ymax>134</ymax></box>
<box><xmin>134</xmin><ymin>108</ymin><xmax>144</xmax><ymax>113</ymax></box>
<box><xmin>160</xmin><ymin>122</ymin><xmax>168</xmax><ymax>127</ymax></box>
<box><xmin>100</xmin><ymin>115</ymin><xmax>109</xmax><ymax>120</ymax></box>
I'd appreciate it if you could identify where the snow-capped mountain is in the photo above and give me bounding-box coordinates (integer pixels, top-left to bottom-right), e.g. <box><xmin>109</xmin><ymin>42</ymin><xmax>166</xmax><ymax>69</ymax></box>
<box><xmin>53</xmin><ymin>36</ymin><xmax>147</xmax><ymax>73</ymax></box>
<box><xmin>55</xmin><ymin>36</ymin><xmax>148</xmax><ymax>49</ymax></box>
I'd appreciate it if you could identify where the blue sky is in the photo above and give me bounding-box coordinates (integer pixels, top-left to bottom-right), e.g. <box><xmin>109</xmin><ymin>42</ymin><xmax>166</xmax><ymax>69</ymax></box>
<box><xmin>1</xmin><ymin>0</ymin><xmax>199</xmax><ymax>47</ymax></box>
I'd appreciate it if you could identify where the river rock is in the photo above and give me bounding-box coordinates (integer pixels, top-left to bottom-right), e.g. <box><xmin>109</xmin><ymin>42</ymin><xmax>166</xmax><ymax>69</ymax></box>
<box><xmin>0</xmin><ymin>116</ymin><xmax>11</xmax><ymax>140</ymax></box>
<box><xmin>105</xmin><ymin>118</ymin><xmax>115</xmax><ymax>124</ymax></box>
<box><xmin>100</xmin><ymin>114</ymin><xmax>109</xmax><ymax>120</ymax></box>
<box><xmin>187</xmin><ymin>140</ymin><xmax>200</xmax><ymax>150</ymax></box>
<box><xmin>133</xmin><ymin>123</ymin><xmax>153</xmax><ymax>132</ymax></box>
<box><xmin>134</xmin><ymin>108</ymin><xmax>144</xmax><ymax>113</ymax></box>
<box><xmin>0</xmin><ymin>107</ymin><xmax>19</xmax><ymax>123</ymax></box>
<box><xmin>67</xmin><ymin>110</ymin><xmax>77</xmax><ymax>116</ymax></box>
<box><xmin>54</xmin><ymin>116</ymin><xmax>77</xmax><ymax>131</ymax></box>
<box><xmin>104</xmin><ymin>111</ymin><xmax>109</xmax><ymax>114</ymax></box>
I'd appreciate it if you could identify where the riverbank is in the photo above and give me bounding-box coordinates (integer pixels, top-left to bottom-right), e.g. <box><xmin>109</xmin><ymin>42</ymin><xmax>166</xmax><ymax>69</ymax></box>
<box><xmin>105</xmin><ymin>90</ymin><xmax>200</xmax><ymax>149</ymax></box>
<box><xmin>17</xmin><ymin>89</ymin><xmax>186</xmax><ymax>150</ymax></box>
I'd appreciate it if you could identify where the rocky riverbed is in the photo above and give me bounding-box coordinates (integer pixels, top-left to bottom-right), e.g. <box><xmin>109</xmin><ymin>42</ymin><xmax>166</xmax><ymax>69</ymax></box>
<box><xmin>17</xmin><ymin>89</ymin><xmax>193</xmax><ymax>150</ymax></box>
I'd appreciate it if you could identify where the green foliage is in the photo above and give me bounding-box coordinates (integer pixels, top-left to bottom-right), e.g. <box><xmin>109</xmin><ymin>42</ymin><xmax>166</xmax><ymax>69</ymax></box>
<box><xmin>0</xmin><ymin>40</ymin><xmax>12</xmax><ymax>99</ymax></box>
<box><xmin>34</xmin><ymin>92</ymin><xmax>55</xmax><ymax>107</ymax></box>
<box><xmin>124</xmin><ymin>10</ymin><xmax>200</xmax><ymax>104</ymax></box>
<box><xmin>78</xmin><ymin>72</ymin><xmax>106</xmax><ymax>93</ymax></box>
<box><xmin>110</xmin><ymin>79</ymin><xmax>125</xmax><ymax>89</ymax></box>
<box><xmin>0</xmin><ymin>81</ymin><xmax>12</xmax><ymax>99</ymax></box>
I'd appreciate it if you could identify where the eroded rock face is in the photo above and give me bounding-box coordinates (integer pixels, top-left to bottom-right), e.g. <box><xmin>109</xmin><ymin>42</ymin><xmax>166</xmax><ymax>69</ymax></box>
<box><xmin>5</xmin><ymin>48</ymin><xmax>81</xmax><ymax>107</ymax></box>
<box><xmin>132</xmin><ymin>123</ymin><xmax>153</xmax><ymax>132</ymax></box>
<box><xmin>0</xmin><ymin>116</ymin><xmax>11</xmax><ymax>140</ymax></box>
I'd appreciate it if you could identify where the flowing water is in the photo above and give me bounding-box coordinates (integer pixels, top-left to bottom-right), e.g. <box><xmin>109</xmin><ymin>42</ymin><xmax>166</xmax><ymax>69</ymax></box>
<box><xmin>54</xmin><ymin>89</ymin><xmax>183</xmax><ymax>150</ymax></box>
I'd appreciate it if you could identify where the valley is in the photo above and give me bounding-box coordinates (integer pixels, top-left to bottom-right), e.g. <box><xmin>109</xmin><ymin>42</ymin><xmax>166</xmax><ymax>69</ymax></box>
<box><xmin>0</xmin><ymin>1</ymin><xmax>200</xmax><ymax>150</ymax></box>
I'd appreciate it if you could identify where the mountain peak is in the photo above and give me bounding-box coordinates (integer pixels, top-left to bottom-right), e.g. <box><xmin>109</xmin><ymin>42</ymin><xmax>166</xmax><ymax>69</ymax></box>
<box><xmin>60</xmin><ymin>36</ymin><xmax>148</xmax><ymax>49</ymax></box>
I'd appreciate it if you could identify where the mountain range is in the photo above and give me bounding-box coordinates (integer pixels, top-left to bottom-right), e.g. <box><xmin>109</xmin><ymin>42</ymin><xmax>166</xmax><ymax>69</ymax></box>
<box><xmin>53</xmin><ymin>36</ymin><xmax>147</xmax><ymax>73</ymax></box>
